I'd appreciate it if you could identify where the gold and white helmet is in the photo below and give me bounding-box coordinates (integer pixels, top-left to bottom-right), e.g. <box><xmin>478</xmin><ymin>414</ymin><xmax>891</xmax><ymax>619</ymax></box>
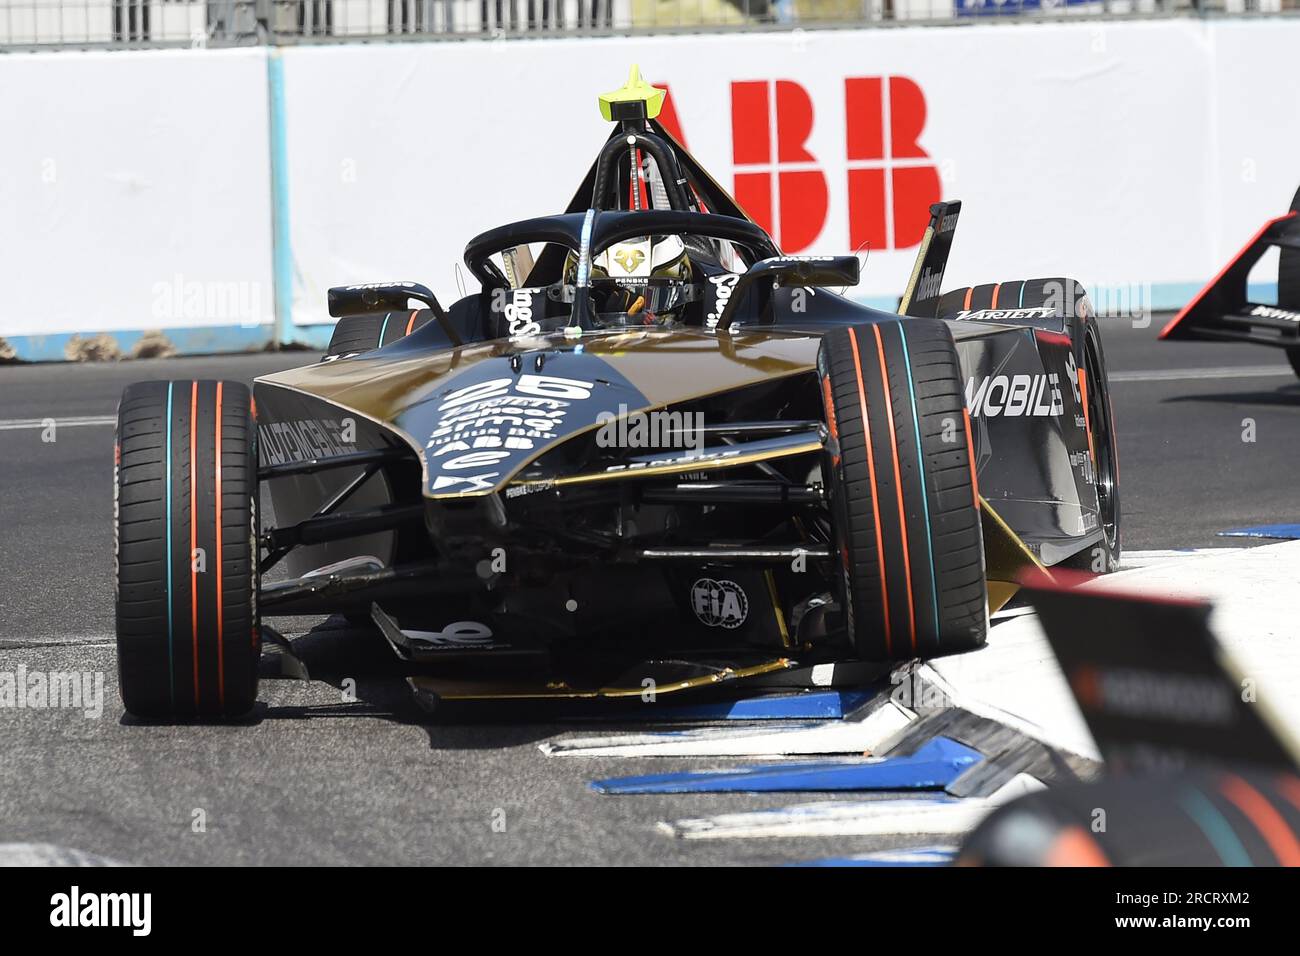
<box><xmin>564</xmin><ymin>234</ymin><xmax>693</xmax><ymax>326</ymax></box>
<box><xmin>592</xmin><ymin>234</ymin><xmax>689</xmax><ymax>281</ymax></box>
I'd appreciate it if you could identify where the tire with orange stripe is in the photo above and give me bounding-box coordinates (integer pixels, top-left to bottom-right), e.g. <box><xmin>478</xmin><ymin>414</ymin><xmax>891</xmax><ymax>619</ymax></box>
<box><xmin>818</xmin><ymin>319</ymin><xmax>986</xmax><ymax>660</ymax></box>
<box><xmin>959</xmin><ymin>769</ymin><xmax>1300</xmax><ymax>866</ymax></box>
<box><xmin>115</xmin><ymin>380</ymin><xmax>260</xmax><ymax>719</ymax></box>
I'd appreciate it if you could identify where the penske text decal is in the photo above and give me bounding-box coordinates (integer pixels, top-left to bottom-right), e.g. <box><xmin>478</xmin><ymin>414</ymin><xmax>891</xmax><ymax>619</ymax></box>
<box><xmin>965</xmin><ymin>373</ymin><xmax>1064</xmax><ymax>418</ymax></box>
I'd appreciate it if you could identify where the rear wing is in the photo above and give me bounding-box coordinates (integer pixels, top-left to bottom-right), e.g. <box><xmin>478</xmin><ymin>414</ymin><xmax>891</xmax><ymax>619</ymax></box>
<box><xmin>1160</xmin><ymin>186</ymin><xmax>1300</xmax><ymax>346</ymax></box>
<box><xmin>899</xmin><ymin>201</ymin><xmax>962</xmax><ymax>318</ymax></box>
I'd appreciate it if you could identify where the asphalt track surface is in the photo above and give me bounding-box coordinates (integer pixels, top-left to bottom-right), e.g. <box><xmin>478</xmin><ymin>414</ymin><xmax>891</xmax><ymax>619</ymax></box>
<box><xmin>0</xmin><ymin>317</ymin><xmax>1297</xmax><ymax>865</ymax></box>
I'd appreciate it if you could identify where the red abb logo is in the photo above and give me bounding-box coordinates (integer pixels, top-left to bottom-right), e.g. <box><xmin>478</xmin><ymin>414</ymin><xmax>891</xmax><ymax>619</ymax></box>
<box><xmin>660</xmin><ymin>78</ymin><xmax>940</xmax><ymax>254</ymax></box>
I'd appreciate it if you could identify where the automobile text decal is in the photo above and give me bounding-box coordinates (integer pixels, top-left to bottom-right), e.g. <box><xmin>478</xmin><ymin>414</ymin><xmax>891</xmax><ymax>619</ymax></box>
<box><xmin>258</xmin><ymin>418</ymin><xmax>356</xmax><ymax>465</ymax></box>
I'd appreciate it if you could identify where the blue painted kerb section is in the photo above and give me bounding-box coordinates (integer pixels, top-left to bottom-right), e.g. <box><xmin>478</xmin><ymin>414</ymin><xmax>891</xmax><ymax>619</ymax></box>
<box><xmin>267</xmin><ymin>49</ymin><xmax>294</xmax><ymax>347</ymax></box>
<box><xmin>590</xmin><ymin>735</ymin><xmax>982</xmax><ymax>794</ymax></box>
<box><xmin>1218</xmin><ymin>523</ymin><xmax>1300</xmax><ymax>540</ymax></box>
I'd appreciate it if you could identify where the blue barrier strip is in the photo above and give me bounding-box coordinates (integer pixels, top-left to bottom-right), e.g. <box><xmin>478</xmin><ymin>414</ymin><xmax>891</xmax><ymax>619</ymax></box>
<box><xmin>0</xmin><ymin>325</ymin><xmax>275</xmax><ymax>363</ymax></box>
<box><xmin>267</xmin><ymin>49</ymin><xmax>293</xmax><ymax>347</ymax></box>
<box><xmin>850</xmin><ymin>281</ymin><xmax>1277</xmax><ymax>315</ymax></box>
<box><xmin>2</xmin><ymin>281</ymin><xmax>1280</xmax><ymax>361</ymax></box>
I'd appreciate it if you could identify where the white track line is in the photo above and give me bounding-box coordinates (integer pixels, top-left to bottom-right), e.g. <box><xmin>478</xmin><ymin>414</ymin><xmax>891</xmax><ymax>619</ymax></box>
<box><xmin>0</xmin><ymin>637</ymin><xmax>116</xmax><ymax>650</ymax></box>
<box><xmin>0</xmin><ymin>844</ymin><xmax>128</xmax><ymax>866</ymax></box>
<box><xmin>1109</xmin><ymin>365</ymin><xmax>1293</xmax><ymax>383</ymax></box>
<box><xmin>0</xmin><ymin>416</ymin><xmax>116</xmax><ymax>431</ymax></box>
<box><xmin>541</xmin><ymin>701</ymin><xmax>913</xmax><ymax>759</ymax></box>
<box><xmin>660</xmin><ymin>774</ymin><xmax>1043</xmax><ymax>840</ymax></box>
<box><xmin>1119</xmin><ymin>547</ymin><xmax>1249</xmax><ymax>571</ymax></box>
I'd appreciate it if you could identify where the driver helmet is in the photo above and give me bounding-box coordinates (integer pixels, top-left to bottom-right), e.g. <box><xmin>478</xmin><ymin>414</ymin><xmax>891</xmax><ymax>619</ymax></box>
<box><xmin>565</xmin><ymin>235</ymin><xmax>693</xmax><ymax>327</ymax></box>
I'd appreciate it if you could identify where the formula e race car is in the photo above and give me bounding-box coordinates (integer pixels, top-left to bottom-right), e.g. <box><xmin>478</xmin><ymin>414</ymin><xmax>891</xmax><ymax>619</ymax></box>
<box><xmin>113</xmin><ymin>67</ymin><xmax>1120</xmax><ymax>719</ymax></box>
<box><xmin>1160</xmin><ymin>183</ymin><xmax>1300</xmax><ymax>378</ymax></box>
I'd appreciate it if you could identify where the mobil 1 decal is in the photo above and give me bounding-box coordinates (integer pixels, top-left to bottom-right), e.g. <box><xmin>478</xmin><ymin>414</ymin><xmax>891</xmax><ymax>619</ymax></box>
<box><xmin>409</xmin><ymin>349</ymin><xmax>647</xmax><ymax>497</ymax></box>
<box><xmin>956</xmin><ymin>329</ymin><xmax>1087</xmax><ymax>508</ymax></box>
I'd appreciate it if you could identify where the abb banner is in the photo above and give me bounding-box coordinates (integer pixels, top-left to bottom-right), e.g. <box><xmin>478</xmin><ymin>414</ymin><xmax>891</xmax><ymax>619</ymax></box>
<box><xmin>658</xmin><ymin>77</ymin><xmax>940</xmax><ymax>255</ymax></box>
<box><xmin>281</xmin><ymin>20</ymin><xmax>1273</xmax><ymax>325</ymax></box>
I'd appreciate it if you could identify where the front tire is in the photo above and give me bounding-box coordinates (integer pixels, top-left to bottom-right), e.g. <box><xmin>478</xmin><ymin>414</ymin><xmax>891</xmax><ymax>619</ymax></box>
<box><xmin>115</xmin><ymin>380</ymin><xmax>260</xmax><ymax>719</ymax></box>
<box><xmin>818</xmin><ymin>319</ymin><xmax>987</xmax><ymax>661</ymax></box>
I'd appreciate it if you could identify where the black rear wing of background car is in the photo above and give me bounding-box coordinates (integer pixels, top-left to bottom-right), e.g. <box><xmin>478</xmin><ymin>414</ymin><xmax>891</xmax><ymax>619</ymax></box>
<box><xmin>1160</xmin><ymin>185</ymin><xmax>1300</xmax><ymax>348</ymax></box>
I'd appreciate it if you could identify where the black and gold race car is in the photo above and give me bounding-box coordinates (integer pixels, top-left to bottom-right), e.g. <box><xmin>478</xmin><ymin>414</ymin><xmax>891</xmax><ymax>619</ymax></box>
<box><xmin>113</xmin><ymin>68</ymin><xmax>1119</xmax><ymax>719</ymax></box>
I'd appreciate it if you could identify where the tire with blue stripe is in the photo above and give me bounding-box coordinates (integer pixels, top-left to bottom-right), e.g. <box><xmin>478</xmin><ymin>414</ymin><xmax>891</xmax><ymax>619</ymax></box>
<box><xmin>115</xmin><ymin>380</ymin><xmax>260</xmax><ymax>719</ymax></box>
<box><xmin>818</xmin><ymin>319</ymin><xmax>986</xmax><ymax>661</ymax></box>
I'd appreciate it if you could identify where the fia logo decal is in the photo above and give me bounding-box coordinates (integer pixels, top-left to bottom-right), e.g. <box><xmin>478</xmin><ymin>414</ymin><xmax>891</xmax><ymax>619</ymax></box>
<box><xmin>691</xmin><ymin>578</ymin><xmax>749</xmax><ymax>629</ymax></box>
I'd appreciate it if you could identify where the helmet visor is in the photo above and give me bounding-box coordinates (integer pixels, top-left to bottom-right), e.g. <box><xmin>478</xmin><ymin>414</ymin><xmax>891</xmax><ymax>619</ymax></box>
<box><xmin>590</xmin><ymin>277</ymin><xmax>696</xmax><ymax>327</ymax></box>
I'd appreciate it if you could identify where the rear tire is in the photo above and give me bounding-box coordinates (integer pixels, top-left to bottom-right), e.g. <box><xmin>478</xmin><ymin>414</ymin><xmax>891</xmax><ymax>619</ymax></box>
<box><xmin>324</xmin><ymin>310</ymin><xmax>433</xmax><ymax>360</ymax></box>
<box><xmin>115</xmin><ymin>380</ymin><xmax>260</xmax><ymax>720</ymax></box>
<box><xmin>939</xmin><ymin>277</ymin><xmax>1122</xmax><ymax>573</ymax></box>
<box><xmin>1282</xmin><ymin>185</ymin><xmax>1300</xmax><ymax>383</ymax></box>
<box><xmin>1059</xmin><ymin>317</ymin><xmax>1121</xmax><ymax>572</ymax></box>
<box><xmin>818</xmin><ymin>319</ymin><xmax>987</xmax><ymax>661</ymax></box>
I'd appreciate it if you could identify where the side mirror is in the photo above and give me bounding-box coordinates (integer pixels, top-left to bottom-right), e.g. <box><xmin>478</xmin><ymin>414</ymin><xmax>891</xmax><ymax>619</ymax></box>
<box><xmin>327</xmin><ymin>281</ymin><xmax>445</xmax><ymax>319</ymax></box>
<box><xmin>714</xmin><ymin>255</ymin><xmax>861</xmax><ymax>329</ymax></box>
<box><xmin>748</xmin><ymin>255</ymin><xmax>861</xmax><ymax>289</ymax></box>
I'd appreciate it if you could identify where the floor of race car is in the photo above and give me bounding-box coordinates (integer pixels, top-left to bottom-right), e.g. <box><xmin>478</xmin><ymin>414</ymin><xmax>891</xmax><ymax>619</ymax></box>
<box><xmin>1</xmin><ymin>317</ymin><xmax>1298</xmax><ymax>866</ymax></box>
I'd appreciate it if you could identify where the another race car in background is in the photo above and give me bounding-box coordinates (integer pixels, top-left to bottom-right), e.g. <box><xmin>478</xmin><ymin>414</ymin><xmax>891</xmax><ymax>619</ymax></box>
<box><xmin>112</xmin><ymin>67</ymin><xmax>1120</xmax><ymax>720</ymax></box>
<box><xmin>1161</xmin><ymin>184</ymin><xmax>1300</xmax><ymax>378</ymax></box>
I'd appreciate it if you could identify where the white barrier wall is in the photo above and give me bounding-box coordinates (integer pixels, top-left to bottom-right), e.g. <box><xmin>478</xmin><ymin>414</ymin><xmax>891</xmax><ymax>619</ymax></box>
<box><xmin>0</xmin><ymin>48</ymin><xmax>274</xmax><ymax>343</ymax></box>
<box><xmin>3</xmin><ymin>21</ymin><xmax>1300</xmax><ymax>354</ymax></box>
<box><xmin>280</xmin><ymin>21</ymin><xmax>1234</xmax><ymax>324</ymax></box>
